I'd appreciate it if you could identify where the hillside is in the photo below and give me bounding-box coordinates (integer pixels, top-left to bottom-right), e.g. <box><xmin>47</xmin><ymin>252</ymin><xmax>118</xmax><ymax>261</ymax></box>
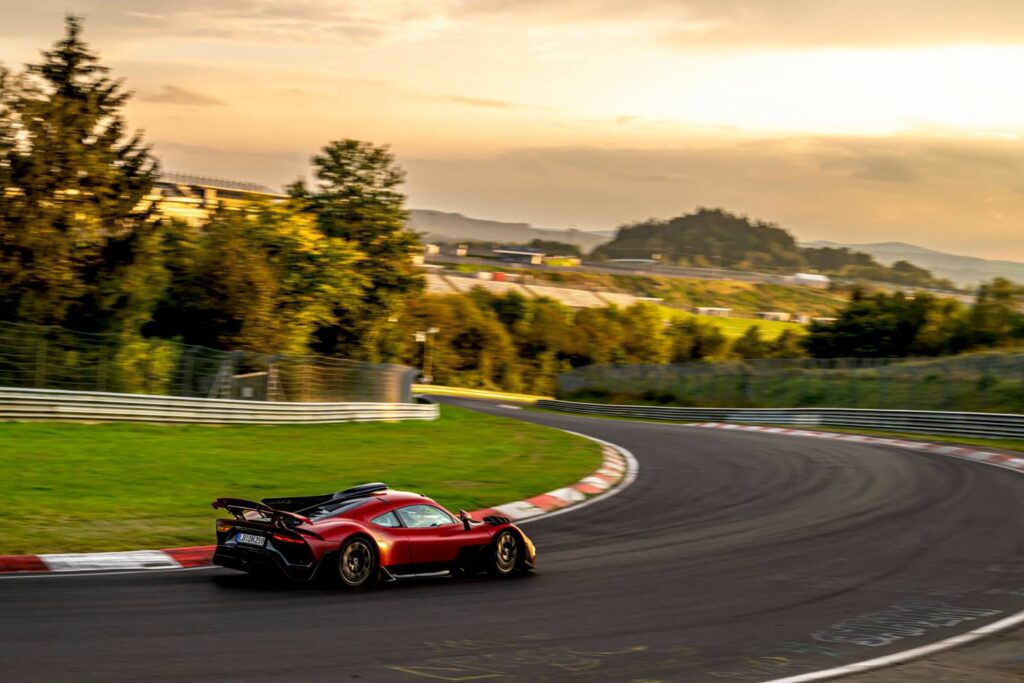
<box><xmin>593</xmin><ymin>207</ymin><xmax>804</xmax><ymax>270</ymax></box>
<box><xmin>408</xmin><ymin>209</ymin><xmax>610</xmax><ymax>251</ymax></box>
<box><xmin>593</xmin><ymin>208</ymin><xmax>954</xmax><ymax>290</ymax></box>
<box><xmin>443</xmin><ymin>262</ymin><xmax>847</xmax><ymax>318</ymax></box>
<box><xmin>803</xmin><ymin>240</ymin><xmax>1024</xmax><ymax>287</ymax></box>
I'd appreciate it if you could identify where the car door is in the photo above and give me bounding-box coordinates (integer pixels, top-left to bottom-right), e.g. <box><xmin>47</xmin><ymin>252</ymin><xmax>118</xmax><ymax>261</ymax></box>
<box><xmin>395</xmin><ymin>504</ymin><xmax>464</xmax><ymax>567</ymax></box>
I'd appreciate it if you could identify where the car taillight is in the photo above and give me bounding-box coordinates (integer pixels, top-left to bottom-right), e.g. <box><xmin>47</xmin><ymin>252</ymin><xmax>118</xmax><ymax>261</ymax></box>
<box><xmin>217</xmin><ymin>522</ymin><xmax>233</xmax><ymax>533</ymax></box>
<box><xmin>271</xmin><ymin>533</ymin><xmax>305</xmax><ymax>544</ymax></box>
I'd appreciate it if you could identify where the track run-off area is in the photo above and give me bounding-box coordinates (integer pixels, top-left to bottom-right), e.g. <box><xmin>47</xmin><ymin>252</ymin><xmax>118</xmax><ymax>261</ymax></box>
<box><xmin>2</xmin><ymin>397</ymin><xmax>1024</xmax><ymax>682</ymax></box>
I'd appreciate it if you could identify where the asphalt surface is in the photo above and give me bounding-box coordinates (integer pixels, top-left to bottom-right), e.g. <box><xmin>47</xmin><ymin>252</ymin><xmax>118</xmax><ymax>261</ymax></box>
<box><xmin>3</xmin><ymin>398</ymin><xmax>1024</xmax><ymax>683</ymax></box>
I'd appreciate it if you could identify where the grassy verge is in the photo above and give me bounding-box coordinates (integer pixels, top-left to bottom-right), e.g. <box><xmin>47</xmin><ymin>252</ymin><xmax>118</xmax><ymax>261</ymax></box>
<box><xmin>689</xmin><ymin>313</ymin><xmax>799</xmax><ymax>341</ymax></box>
<box><xmin>0</xmin><ymin>406</ymin><xmax>601</xmax><ymax>554</ymax></box>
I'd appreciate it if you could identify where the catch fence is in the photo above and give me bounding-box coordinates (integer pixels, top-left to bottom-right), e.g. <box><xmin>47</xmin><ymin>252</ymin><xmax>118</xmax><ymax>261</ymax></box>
<box><xmin>0</xmin><ymin>321</ymin><xmax>417</xmax><ymax>404</ymax></box>
<box><xmin>559</xmin><ymin>354</ymin><xmax>1024</xmax><ymax>414</ymax></box>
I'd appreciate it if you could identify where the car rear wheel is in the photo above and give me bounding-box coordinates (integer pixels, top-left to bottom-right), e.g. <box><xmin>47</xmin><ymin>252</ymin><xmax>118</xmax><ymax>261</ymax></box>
<box><xmin>338</xmin><ymin>537</ymin><xmax>377</xmax><ymax>588</ymax></box>
<box><xmin>490</xmin><ymin>530</ymin><xmax>520</xmax><ymax>576</ymax></box>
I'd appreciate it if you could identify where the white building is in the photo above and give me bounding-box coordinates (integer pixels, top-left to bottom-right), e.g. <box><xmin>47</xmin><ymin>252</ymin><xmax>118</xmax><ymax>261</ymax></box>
<box><xmin>786</xmin><ymin>272</ymin><xmax>831</xmax><ymax>289</ymax></box>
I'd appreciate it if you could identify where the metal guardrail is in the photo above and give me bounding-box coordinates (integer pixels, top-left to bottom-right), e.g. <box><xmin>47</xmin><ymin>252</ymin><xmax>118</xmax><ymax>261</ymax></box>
<box><xmin>537</xmin><ymin>399</ymin><xmax>1024</xmax><ymax>440</ymax></box>
<box><xmin>0</xmin><ymin>388</ymin><xmax>439</xmax><ymax>425</ymax></box>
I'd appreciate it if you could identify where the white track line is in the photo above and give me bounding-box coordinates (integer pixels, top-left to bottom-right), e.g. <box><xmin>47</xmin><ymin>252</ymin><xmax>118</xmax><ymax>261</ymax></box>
<box><xmin>762</xmin><ymin>610</ymin><xmax>1024</xmax><ymax>682</ymax></box>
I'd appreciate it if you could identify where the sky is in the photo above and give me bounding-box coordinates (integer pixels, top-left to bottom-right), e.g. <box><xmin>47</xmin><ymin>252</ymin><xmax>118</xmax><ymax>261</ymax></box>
<box><xmin>1</xmin><ymin>1</ymin><xmax>1023</xmax><ymax>259</ymax></box>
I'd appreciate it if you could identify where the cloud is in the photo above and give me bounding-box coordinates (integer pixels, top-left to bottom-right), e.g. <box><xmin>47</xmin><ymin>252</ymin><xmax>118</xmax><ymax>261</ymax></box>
<box><xmin>432</xmin><ymin>94</ymin><xmax>524</xmax><ymax>110</ymax></box>
<box><xmin>138</xmin><ymin>85</ymin><xmax>225</xmax><ymax>106</ymax></box>
<box><xmin>457</xmin><ymin>0</ymin><xmax>1024</xmax><ymax>48</ymax></box>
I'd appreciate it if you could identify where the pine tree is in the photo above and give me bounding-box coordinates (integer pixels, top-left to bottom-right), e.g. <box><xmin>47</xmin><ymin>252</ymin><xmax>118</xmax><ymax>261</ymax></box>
<box><xmin>0</xmin><ymin>15</ymin><xmax>161</xmax><ymax>332</ymax></box>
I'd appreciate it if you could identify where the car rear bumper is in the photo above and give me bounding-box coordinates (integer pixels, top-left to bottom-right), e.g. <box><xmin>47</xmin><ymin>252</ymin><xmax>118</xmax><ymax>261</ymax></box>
<box><xmin>213</xmin><ymin>544</ymin><xmax>318</xmax><ymax>581</ymax></box>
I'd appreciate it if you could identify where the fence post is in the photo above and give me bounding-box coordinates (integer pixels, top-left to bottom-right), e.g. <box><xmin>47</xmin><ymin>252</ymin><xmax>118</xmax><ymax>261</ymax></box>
<box><xmin>34</xmin><ymin>338</ymin><xmax>47</xmax><ymax>388</ymax></box>
<box><xmin>97</xmin><ymin>344</ymin><xmax>106</xmax><ymax>392</ymax></box>
<box><xmin>943</xmin><ymin>366</ymin><xmax>952</xmax><ymax>410</ymax></box>
<box><xmin>179</xmin><ymin>347</ymin><xmax>195</xmax><ymax>397</ymax></box>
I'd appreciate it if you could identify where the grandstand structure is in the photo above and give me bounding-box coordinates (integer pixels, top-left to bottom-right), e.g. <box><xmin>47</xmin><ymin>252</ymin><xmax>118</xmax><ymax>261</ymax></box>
<box><xmin>424</xmin><ymin>273</ymin><xmax>651</xmax><ymax>309</ymax></box>
<box><xmin>142</xmin><ymin>173</ymin><xmax>287</xmax><ymax>226</ymax></box>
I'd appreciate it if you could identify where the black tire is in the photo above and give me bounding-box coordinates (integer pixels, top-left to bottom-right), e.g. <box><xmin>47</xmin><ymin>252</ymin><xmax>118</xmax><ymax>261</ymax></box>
<box><xmin>489</xmin><ymin>530</ymin><xmax>520</xmax><ymax>577</ymax></box>
<box><xmin>337</xmin><ymin>536</ymin><xmax>378</xmax><ymax>588</ymax></box>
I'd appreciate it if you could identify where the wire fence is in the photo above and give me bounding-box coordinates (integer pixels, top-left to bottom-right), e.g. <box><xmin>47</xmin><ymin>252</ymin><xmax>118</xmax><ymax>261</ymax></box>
<box><xmin>0</xmin><ymin>321</ymin><xmax>418</xmax><ymax>403</ymax></box>
<box><xmin>559</xmin><ymin>354</ymin><xmax>1024</xmax><ymax>414</ymax></box>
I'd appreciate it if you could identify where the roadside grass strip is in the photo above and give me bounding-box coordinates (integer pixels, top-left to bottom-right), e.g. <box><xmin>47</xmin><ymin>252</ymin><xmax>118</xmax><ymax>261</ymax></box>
<box><xmin>0</xmin><ymin>423</ymin><xmax>634</xmax><ymax>574</ymax></box>
<box><xmin>0</xmin><ymin>406</ymin><xmax>598</xmax><ymax>557</ymax></box>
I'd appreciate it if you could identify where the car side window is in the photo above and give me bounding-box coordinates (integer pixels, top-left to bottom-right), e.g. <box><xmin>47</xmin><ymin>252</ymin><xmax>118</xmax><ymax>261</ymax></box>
<box><xmin>396</xmin><ymin>504</ymin><xmax>455</xmax><ymax>529</ymax></box>
<box><xmin>371</xmin><ymin>511</ymin><xmax>401</xmax><ymax>528</ymax></box>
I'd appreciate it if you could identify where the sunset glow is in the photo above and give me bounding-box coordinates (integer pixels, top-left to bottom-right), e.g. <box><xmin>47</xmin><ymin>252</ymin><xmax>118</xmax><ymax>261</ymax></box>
<box><xmin>2</xmin><ymin>1</ymin><xmax>1023</xmax><ymax>257</ymax></box>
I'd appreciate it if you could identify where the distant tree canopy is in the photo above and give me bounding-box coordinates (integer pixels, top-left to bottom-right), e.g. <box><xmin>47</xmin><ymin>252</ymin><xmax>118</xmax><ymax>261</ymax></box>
<box><xmin>592</xmin><ymin>208</ymin><xmax>953</xmax><ymax>290</ymax></box>
<box><xmin>389</xmin><ymin>293</ymin><xmax>733</xmax><ymax>395</ymax></box>
<box><xmin>593</xmin><ymin>208</ymin><xmax>803</xmax><ymax>270</ymax></box>
<box><xmin>802</xmin><ymin>279</ymin><xmax>1024</xmax><ymax>358</ymax></box>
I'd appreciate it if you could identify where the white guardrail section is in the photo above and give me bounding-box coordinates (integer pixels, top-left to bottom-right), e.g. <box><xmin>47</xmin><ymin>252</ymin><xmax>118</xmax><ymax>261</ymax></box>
<box><xmin>0</xmin><ymin>388</ymin><xmax>439</xmax><ymax>424</ymax></box>
<box><xmin>537</xmin><ymin>399</ymin><xmax>1024</xmax><ymax>440</ymax></box>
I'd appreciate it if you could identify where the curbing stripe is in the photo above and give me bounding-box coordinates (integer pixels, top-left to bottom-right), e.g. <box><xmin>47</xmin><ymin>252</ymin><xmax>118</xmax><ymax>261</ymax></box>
<box><xmin>0</xmin><ymin>431</ymin><xmax>633</xmax><ymax>575</ymax></box>
<box><xmin>40</xmin><ymin>550</ymin><xmax>182</xmax><ymax>572</ymax></box>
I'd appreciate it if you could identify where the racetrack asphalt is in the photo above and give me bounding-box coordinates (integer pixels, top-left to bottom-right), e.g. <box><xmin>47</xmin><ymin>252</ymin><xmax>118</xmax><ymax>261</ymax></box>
<box><xmin>2</xmin><ymin>397</ymin><xmax>1024</xmax><ymax>683</ymax></box>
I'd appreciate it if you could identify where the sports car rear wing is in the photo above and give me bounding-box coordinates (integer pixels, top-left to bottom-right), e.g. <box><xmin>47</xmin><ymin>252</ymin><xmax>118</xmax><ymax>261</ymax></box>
<box><xmin>212</xmin><ymin>498</ymin><xmax>311</xmax><ymax>527</ymax></box>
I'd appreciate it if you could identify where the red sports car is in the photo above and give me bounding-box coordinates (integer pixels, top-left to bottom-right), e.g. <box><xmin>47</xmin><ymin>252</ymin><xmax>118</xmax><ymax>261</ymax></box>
<box><xmin>212</xmin><ymin>483</ymin><xmax>536</xmax><ymax>586</ymax></box>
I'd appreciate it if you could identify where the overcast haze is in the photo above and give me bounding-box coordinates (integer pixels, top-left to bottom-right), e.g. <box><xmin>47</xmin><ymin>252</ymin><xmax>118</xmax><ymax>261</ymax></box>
<box><xmin>2</xmin><ymin>1</ymin><xmax>1023</xmax><ymax>258</ymax></box>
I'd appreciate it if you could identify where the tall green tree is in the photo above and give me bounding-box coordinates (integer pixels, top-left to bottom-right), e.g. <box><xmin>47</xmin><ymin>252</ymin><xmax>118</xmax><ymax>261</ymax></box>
<box><xmin>289</xmin><ymin>139</ymin><xmax>423</xmax><ymax>359</ymax></box>
<box><xmin>148</xmin><ymin>204</ymin><xmax>365</xmax><ymax>354</ymax></box>
<box><xmin>0</xmin><ymin>16</ymin><xmax>161</xmax><ymax>333</ymax></box>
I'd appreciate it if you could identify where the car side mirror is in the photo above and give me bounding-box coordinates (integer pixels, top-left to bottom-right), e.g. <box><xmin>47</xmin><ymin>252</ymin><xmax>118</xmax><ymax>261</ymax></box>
<box><xmin>459</xmin><ymin>509</ymin><xmax>472</xmax><ymax>531</ymax></box>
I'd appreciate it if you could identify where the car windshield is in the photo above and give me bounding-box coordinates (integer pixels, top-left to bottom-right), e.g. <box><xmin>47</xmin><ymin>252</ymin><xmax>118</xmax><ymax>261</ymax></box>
<box><xmin>305</xmin><ymin>498</ymin><xmax>369</xmax><ymax>522</ymax></box>
<box><xmin>396</xmin><ymin>504</ymin><xmax>455</xmax><ymax>528</ymax></box>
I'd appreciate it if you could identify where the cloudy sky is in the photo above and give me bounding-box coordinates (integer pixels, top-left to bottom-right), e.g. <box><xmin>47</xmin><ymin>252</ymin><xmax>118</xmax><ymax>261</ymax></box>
<box><xmin>2</xmin><ymin>1</ymin><xmax>1024</xmax><ymax>258</ymax></box>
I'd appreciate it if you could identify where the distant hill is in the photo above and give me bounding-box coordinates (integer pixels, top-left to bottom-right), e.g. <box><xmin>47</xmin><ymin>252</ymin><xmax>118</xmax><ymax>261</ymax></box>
<box><xmin>593</xmin><ymin>208</ymin><xmax>954</xmax><ymax>290</ymax></box>
<box><xmin>407</xmin><ymin>209</ymin><xmax>610</xmax><ymax>252</ymax></box>
<box><xmin>802</xmin><ymin>241</ymin><xmax>1024</xmax><ymax>287</ymax></box>
<box><xmin>593</xmin><ymin>208</ymin><xmax>804</xmax><ymax>270</ymax></box>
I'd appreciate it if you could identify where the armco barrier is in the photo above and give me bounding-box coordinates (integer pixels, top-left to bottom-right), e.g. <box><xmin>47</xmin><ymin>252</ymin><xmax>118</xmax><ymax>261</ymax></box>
<box><xmin>0</xmin><ymin>387</ymin><xmax>438</xmax><ymax>425</ymax></box>
<box><xmin>537</xmin><ymin>399</ymin><xmax>1024</xmax><ymax>440</ymax></box>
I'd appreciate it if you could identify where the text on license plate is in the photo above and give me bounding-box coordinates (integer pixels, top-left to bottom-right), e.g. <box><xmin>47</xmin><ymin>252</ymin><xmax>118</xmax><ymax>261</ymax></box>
<box><xmin>236</xmin><ymin>532</ymin><xmax>265</xmax><ymax>547</ymax></box>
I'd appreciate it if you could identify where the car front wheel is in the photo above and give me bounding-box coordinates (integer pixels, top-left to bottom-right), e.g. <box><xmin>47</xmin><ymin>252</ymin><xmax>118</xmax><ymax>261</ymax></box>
<box><xmin>490</xmin><ymin>530</ymin><xmax>520</xmax><ymax>576</ymax></box>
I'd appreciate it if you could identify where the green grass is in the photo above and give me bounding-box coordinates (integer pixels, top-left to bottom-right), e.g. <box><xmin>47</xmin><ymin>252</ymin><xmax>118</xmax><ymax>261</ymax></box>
<box><xmin>0</xmin><ymin>406</ymin><xmax>601</xmax><ymax>554</ymax></box>
<box><xmin>690</xmin><ymin>313</ymin><xmax>800</xmax><ymax>341</ymax></box>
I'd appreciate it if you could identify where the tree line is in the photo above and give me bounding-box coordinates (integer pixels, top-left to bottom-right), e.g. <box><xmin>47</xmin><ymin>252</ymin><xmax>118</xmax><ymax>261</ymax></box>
<box><xmin>0</xmin><ymin>17</ymin><xmax>421</xmax><ymax>361</ymax></box>
<box><xmin>803</xmin><ymin>280</ymin><xmax>1024</xmax><ymax>358</ymax></box>
<box><xmin>386</xmin><ymin>291</ymin><xmax>806</xmax><ymax>394</ymax></box>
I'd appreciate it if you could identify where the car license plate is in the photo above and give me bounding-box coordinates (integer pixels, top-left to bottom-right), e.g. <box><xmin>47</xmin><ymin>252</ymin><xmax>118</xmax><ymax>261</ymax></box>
<box><xmin>236</xmin><ymin>532</ymin><xmax>265</xmax><ymax>547</ymax></box>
